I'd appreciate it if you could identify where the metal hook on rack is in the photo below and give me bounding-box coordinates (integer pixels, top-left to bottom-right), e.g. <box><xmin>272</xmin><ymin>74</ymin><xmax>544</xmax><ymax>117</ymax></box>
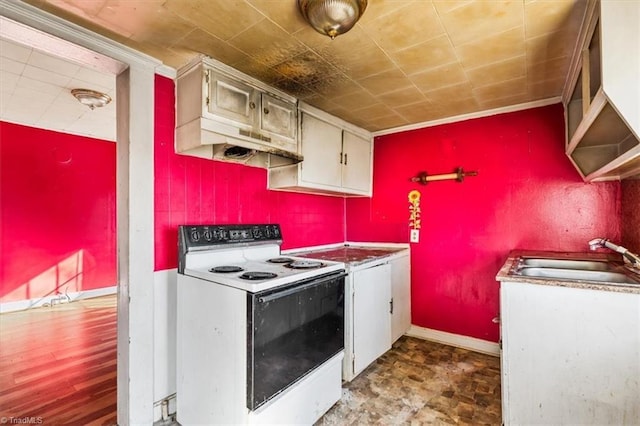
<box><xmin>410</xmin><ymin>167</ymin><xmax>478</xmax><ymax>185</ymax></box>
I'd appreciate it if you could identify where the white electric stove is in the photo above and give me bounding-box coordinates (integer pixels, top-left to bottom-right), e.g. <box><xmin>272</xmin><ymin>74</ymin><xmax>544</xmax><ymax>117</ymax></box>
<box><xmin>176</xmin><ymin>224</ymin><xmax>346</xmax><ymax>425</ymax></box>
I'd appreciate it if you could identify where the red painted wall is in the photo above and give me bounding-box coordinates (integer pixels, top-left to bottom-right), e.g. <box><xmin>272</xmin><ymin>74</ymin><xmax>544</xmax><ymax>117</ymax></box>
<box><xmin>621</xmin><ymin>179</ymin><xmax>640</xmax><ymax>253</ymax></box>
<box><xmin>0</xmin><ymin>122</ymin><xmax>117</xmax><ymax>303</ymax></box>
<box><xmin>346</xmin><ymin>104</ymin><xmax>622</xmax><ymax>342</ymax></box>
<box><xmin>153</xmin><ymin>75</ymin><xmax>345</xmax><ymax>271</ymax></box>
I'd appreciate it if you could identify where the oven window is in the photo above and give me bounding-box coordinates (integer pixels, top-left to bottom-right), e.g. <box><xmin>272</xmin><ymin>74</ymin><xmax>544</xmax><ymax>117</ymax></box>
<box><xmin>247</xmin><ymin>272</ymin><xmax>345</xmax><ymax>410</ymax></box>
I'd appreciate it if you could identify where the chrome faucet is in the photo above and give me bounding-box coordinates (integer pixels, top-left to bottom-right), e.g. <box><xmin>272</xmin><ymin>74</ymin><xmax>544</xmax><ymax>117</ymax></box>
<box><xmin>589</xmin><ymin>238</ymin><xmax>640</xmax><ymax>269</ymax></box>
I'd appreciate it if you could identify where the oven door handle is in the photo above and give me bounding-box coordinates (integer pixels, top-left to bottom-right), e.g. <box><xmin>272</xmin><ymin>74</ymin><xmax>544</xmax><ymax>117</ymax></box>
<box><xmin>258</xmin><ymin>271</ymin><xmax>347</xmax><ymax>303</ymax></box>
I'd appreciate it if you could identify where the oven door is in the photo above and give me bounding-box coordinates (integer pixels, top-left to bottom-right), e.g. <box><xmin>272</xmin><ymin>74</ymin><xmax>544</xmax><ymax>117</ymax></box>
<box><xmin>246</xmin><ymin>270</ymin><xmax>346</xmax><ymax>410</ymax></box>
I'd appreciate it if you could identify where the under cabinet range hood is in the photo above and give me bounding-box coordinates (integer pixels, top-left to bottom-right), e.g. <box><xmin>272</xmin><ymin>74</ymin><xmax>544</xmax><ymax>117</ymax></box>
<box><xmin>176</xmin><ymin>117</ymin><xmax>303</xmax><ymax>168</ymax></box>
<box><xmin>175</xmin><ymin>56</ymin><xmax>302</xmax><ymax>169</ymax></box>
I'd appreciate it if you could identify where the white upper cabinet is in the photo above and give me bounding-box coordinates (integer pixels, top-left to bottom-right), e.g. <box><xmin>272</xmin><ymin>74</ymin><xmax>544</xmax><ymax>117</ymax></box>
<box><xmin>564</xmin><ymin>0</ymin><xmax>640</xmax><ymax>180</ymax></box>
<box><xmin>175</xmin><ymin>57</ymin><xmax>300</xmax><ymax>166</ymax></box>
<box><xmin>342</xmin><ymin>131</ymin><xmax>372</xmax><ymax>194</ymax></box>
<box><xmin>269</xmin><ymin>103</ymin><xmax>373</xmax><ymax>197</ymax></box>
<box><xmin>206</xmin><ymin>71</ymin><xmax>258</xmax><ymax>127</ymax></box>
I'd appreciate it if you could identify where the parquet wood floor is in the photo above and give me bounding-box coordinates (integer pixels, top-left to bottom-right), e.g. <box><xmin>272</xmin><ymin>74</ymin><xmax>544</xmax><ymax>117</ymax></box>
<box><xmin>0</xmin><ymin>296</ymin><xmax>117</xmax><ymax>425</ymax></box>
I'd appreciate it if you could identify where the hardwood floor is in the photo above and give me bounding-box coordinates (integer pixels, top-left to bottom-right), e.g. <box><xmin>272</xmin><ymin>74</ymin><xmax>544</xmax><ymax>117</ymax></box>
<box><xmin>0</xmin><ymin>296</ymin><xmax>117</xmax><ymax>425</ymax></box>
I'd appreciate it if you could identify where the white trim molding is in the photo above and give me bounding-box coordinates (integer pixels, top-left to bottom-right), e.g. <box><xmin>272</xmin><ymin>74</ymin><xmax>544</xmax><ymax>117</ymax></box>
<box><xmin>373</xmin><ymin>97</ymin><xmax>561</xmax><ymax>137</ymax></box>
<box><xmin>406</xmin><ymin>325</ymin><xmax>500</xmax><ymax>357</ymax></box>
<box><xmin>0</xmin><ymin>286</ymin><xmax>117</xmax><ymax>314</ymax></box>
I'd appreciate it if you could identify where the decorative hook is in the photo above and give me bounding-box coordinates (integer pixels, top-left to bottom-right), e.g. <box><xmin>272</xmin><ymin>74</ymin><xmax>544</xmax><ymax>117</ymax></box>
<box><xmin>410</xmin><ymin>167</ymin><xmax>478</xmax><ymax>185</ymax></box>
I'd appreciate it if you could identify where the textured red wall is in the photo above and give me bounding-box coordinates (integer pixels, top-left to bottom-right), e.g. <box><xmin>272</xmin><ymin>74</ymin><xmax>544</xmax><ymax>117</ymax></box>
<box><xmin>0</xmin><ymin>122</ymin><xmax>117</xmax><ymax>303</ymax></box>
<box><xmin>153</xmin><ymin>75</ymin><xmax>346</xmax><ymax>271</ymax></box>
<box><xmin>621</xmin><ymin>179</ymin><xmax>640</xmax><ymax>253</ymax></box>
<box><xmin>346</xmin><ymin>104</ymin><xmax>622</xmax><ymax>342</ymax></box>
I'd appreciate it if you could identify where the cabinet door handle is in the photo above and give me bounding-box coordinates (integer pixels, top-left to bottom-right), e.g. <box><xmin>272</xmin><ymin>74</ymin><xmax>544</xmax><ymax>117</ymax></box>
<box><xmin>340</xmin><ymin>152</ymin><xmax>343</xmax><ymax>164</ymax></box>
<box><xmin>390</xmin><ymin>297</ymin><xmax>394</xmax><ymax>314</ymax></box>
<box><xmin>344</xmin><ymin>153</ymin><xmax>348</xmax><ymax>165</ymax></box>
<box><xmin>263</xmin><ymin>107</ymin><xmax>269</xmax><ymax>115</ymax></box>
<box><xmin>249</xmin><ymin>101</ymin><xmax>256</xmax><ymax>109</ymax></box>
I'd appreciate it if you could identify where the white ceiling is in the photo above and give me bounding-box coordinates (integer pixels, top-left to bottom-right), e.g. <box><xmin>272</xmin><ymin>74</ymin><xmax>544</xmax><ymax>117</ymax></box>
<box><xmin>0</xmin><ymin>36</ymin><xmax>116</xmax><ymax>141</ymax></box>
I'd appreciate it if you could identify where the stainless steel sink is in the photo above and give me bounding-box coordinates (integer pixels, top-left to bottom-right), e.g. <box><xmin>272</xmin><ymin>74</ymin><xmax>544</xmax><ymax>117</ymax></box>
<box><xmin>517</xmin><ymin>267</ymin><xmax>639</xmax><ymax>284</ymax></box>
<box><xmin>519</xmin><ymin>258</ymin><xmax>615</xmax><ymax>271</ymax></box>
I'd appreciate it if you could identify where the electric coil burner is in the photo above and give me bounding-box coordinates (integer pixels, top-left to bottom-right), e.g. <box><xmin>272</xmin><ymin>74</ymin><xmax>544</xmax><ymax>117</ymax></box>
<box><xmin>239</xmin><ymin>271</ymin><xmax>277</xmax><ymax>280</ymax></box>
<box><xmin>286</xmin><ymin>260</ymin><xmax>324</xmax><ymax>269</ymax></box>
<box><xmin>176</xmin><ymin>224</ymin><xmax>346</xmax><ymax>425</ymax></box>
<box><xmin>210</xmin><ymin>265</ymin><xmax>243</xmax><ymax>273</ymax></box>
<box><xmin>267</xmin><ymin>257</ymin><xmax>294</xmax><ymax>263</ymax></box>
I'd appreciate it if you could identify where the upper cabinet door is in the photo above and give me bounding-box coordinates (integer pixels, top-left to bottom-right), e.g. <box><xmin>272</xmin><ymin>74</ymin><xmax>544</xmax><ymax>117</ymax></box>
<box><xmin>261</xmin><ymin>93</ymin><xmax>296</xmax><ymax>140</ymax></box>
<box><xmin>300</xmin><ymin>113</ymin><xmax>343</xmax><ymax>188</ymax></box>
<box><xmin>206</xmin><ymin>70</ymin><xmax>258</xmax><ymax>127</ymax></box>
<box><xmin>342</xmin><ymin>131</ymin><xmax>372</xmax><ymax>193</ymax></box>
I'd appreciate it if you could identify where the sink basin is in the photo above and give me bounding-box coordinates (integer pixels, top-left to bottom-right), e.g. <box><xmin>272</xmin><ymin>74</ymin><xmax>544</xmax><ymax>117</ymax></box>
<box><xmin>519</xmin><ymin>258</ymin><xmax>615</xmax><ymax>271</ymax></box>
<box><xmin>517</xmin><ymin>267</ymin><xmax>639</xmax><ymax>284</ymax></box>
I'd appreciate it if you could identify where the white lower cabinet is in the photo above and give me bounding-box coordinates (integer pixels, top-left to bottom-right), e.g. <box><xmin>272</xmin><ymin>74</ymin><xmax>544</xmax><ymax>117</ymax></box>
<box><xmin>500</xmin><ymin>281</ymin><xmax>640</xmax><ymax>425</ymax></box>
<box><xmin>343</xmin><ymin>250</ymin><xmax>412</xmax><ymax>381</ymax></box>
<box><xmin>351</xmin><ymin>263</ymin><xmax>391</xmax><ymax>378</ymax></box>
<box><xmin>390</xmin><ymin>253</ymin><xmax>411</xmax><ymax>343</ymax></box>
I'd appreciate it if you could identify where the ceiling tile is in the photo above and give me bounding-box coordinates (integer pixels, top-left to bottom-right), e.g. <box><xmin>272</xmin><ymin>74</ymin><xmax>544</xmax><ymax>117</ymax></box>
<box><xmin>352</xmin><ymin>102</ymin><xmax>396</xmax><ymax>120</ymax></box>
<box><xmin>422</xmin><ymin>81</ymin><xmax>474</xmax><ymax>101</ymax></box>
<box><xmin>524</xmin><ymin>0</ymin><xmax>586</xmax><ymax>39</ymax></box>
<box><xmin>29</xmin><ymin>49</ymin><xmax>81</xmax><ymax>77</ymax></box>
<box><xmin>358</xmin><ymin>68</ymin><xmax>413</xmax><ymax>96</ymax></box>
<box><xmin>0</xmin><ymin>56</ymin><xmax>26</xmax><ymax>75</ymax></box>
<box><xmin>164</xmin><ymin>0</ymin><xmax>265</xmax><ymax>42</ymax></box>
<box><xmin>329</xmin><ymin>90</ymin><xmax>378</xmax><ymax>112</ymax></box>
<box><xmin>22</xmin><ymin>64</ymin><xmax>72</xmax><ymax>87</ymax></box>
<box><xmin>228</xmin><ymin>19</ymin><xmax>307</xmax><ymax>67</ymax></box>
<box><xmin>527</xmin><ymin>77</ymin><xmax>565</xmax><ymax>99</ymax></box>
<box><xmin>376</xmin><ymin>86</ymin><xmax>426</xmax><ymax>107</ymax></box>
<box><xmin>456</xmin><ymin>26</ymin><xmax>525</xmax><ymax>69</ymax></box>
<box><xmin>410</xmin><ymin>62</ymin><xmax>468</xmax><ymax>92</ymax></box>
<box><xmin>394</xmin><ymin>100</ymin><xmax>442</xmax><ymax>123</ymax></box>
<box><xmin>391</xmin><ymin>35</ymin><xmax>458</xmax><ymax>76</ymax></box>
<box><xmin>440</xmin><ymin>0</ymin><xmax>524</xmax><ymax>46</ymax></box>
<box><xmin>432</xmin><ymin>0</ymin><xmax>474</xmax><ymax>15</ymax></box>
<box><xmin>466</xmin><ymin>56</ymin><xmax>526</xmax><ymax>89</ymax></box>
<box><xmin>526</xmin><ymin>56</ymin><xmax>571</xmax><ymax>83</ymax></box>
<box><xmin>0</xmin><ymin>38</ymin><xmax>32</xmax><ymax>62</ymax></box>
<box><xmin>366</xmin><ymin>113</ymin><xmax>409</xmax><ymax>131</ymax></box>
<box><xmin>472</xmin><ymin>76</ymin><xmax>527</xmax><ymax>101</ymax></box>
<box><xmin>247</xmin><ymin>0</ymin><xmax>308</xmax><ymax>34</ymax></box>
<box><xmin>172</xmin><ymin>29</ymin><xmax>249</xmax><ymax>67</ymax></box>
<box><xmin>526</xmin><ymin>30</ymin><xmax>577</xmax><ymax>65</ymax></box>
<box><xmin>364</xmin><ymin>2</ymin><xmax>445</xmax><ymax>52</ymax></box>
<box><xmin>273</xmin><ymin>50</ymin><xmax>338</xmax><ymax>88</ymax></box>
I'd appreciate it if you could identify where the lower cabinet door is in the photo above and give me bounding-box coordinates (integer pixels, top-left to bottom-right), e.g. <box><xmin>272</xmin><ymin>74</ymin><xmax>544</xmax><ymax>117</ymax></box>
<box><xmin>352</xmin><ymin>263</ymin><xmax>391</xmax><ymax>376</ymax></box>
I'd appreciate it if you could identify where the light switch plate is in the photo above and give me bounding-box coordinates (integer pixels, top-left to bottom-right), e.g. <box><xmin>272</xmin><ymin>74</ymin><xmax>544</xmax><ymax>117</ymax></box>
<box><xmin>410</xmin><ymin>229</ymin><xmax>420</xmax><ymax>243</ymax></box>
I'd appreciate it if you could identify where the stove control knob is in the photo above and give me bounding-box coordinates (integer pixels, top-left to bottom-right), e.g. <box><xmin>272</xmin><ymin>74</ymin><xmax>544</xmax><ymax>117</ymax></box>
<box><xmin>190</xmin><ymin>229</ymin><xmax>200</xmax><ymax>242</ymax></box>
<box><xmin>203</xmin><ymin>229</ymin><xmax>213</xmax><ymax>241</ymax></box>
<box><xmin>252</xmin><ymin>228</ymin><xmax>262</xmax><ymax>239</ymax></box>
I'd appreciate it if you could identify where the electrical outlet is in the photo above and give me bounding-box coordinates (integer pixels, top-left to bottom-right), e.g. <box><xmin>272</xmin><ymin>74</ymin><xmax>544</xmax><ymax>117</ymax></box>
<box><xmin>410</xmin><ymin>229</ymin><xmax>420</xmax><ymax>243</ymax></box>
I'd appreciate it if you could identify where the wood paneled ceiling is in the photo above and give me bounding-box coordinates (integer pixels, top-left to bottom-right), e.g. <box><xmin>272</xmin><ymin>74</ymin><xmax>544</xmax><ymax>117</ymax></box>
<box><xmin>24</xmin><ymin>0</ymin><xmax>588</xmax><ymax>132</ymax></box>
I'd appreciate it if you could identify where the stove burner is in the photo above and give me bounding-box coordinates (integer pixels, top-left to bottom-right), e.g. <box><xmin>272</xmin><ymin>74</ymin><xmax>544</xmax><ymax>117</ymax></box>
<box><xmin>285</xmin><ymin>260</ymin><xmax>324</xmax><ymax>269</ymax></box>
<box><xmin>210</xmin><ymin>265</ymin><xmax>244</xmax><ymax>273</ymax></box>
<box><xmin>239</xmin><ymin>271</ymin><xmax>278</xmax><ymax>280</ymax></box>
<box><xmin>267</xmin><ymin>257</ymin><xmax>294</xmax><ymax>264</ymax></box>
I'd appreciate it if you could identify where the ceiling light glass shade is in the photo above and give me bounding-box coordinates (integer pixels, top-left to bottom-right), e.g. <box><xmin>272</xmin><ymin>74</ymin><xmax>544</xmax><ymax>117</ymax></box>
<box><xmin>298</xmin><ymin>0</ymin><xmax>367</xmax><ymax>39</ymax></box>
<box><xmin>71</xmin><ymin>88</ymin><xmax>112</xmax><ymax>110</ymax></box>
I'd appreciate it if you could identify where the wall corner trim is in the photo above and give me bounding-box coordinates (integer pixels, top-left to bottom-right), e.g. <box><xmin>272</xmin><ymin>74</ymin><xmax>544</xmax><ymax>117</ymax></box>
<box><xmin>406</xmin><ymin>325</ymin><xmax>500</xmax><ymax>357</ymax></box>
<box><xmin>373</xmin><ymin>97</ymin><xmax>562</xmax><ymax>137</ymax></box>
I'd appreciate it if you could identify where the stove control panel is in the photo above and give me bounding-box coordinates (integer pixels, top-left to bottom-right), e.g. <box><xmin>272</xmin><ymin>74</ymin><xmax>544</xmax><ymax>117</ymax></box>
<box><xmin>179</xmin><ymin>224</ymin><xmax>282</xmax><ymax>249</ymax></box>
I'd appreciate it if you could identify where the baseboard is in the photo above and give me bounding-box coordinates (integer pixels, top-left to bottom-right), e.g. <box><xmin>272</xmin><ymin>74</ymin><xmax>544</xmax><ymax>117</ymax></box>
<box><xmin>0</xmin><ymin>286</ymin><xmax>117</xmax><ymax>314</ymax></box>
<box><xmin>406</xmin><ymin>325</ymin><xmax>500</xmax><ymax>357</ymax></box>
